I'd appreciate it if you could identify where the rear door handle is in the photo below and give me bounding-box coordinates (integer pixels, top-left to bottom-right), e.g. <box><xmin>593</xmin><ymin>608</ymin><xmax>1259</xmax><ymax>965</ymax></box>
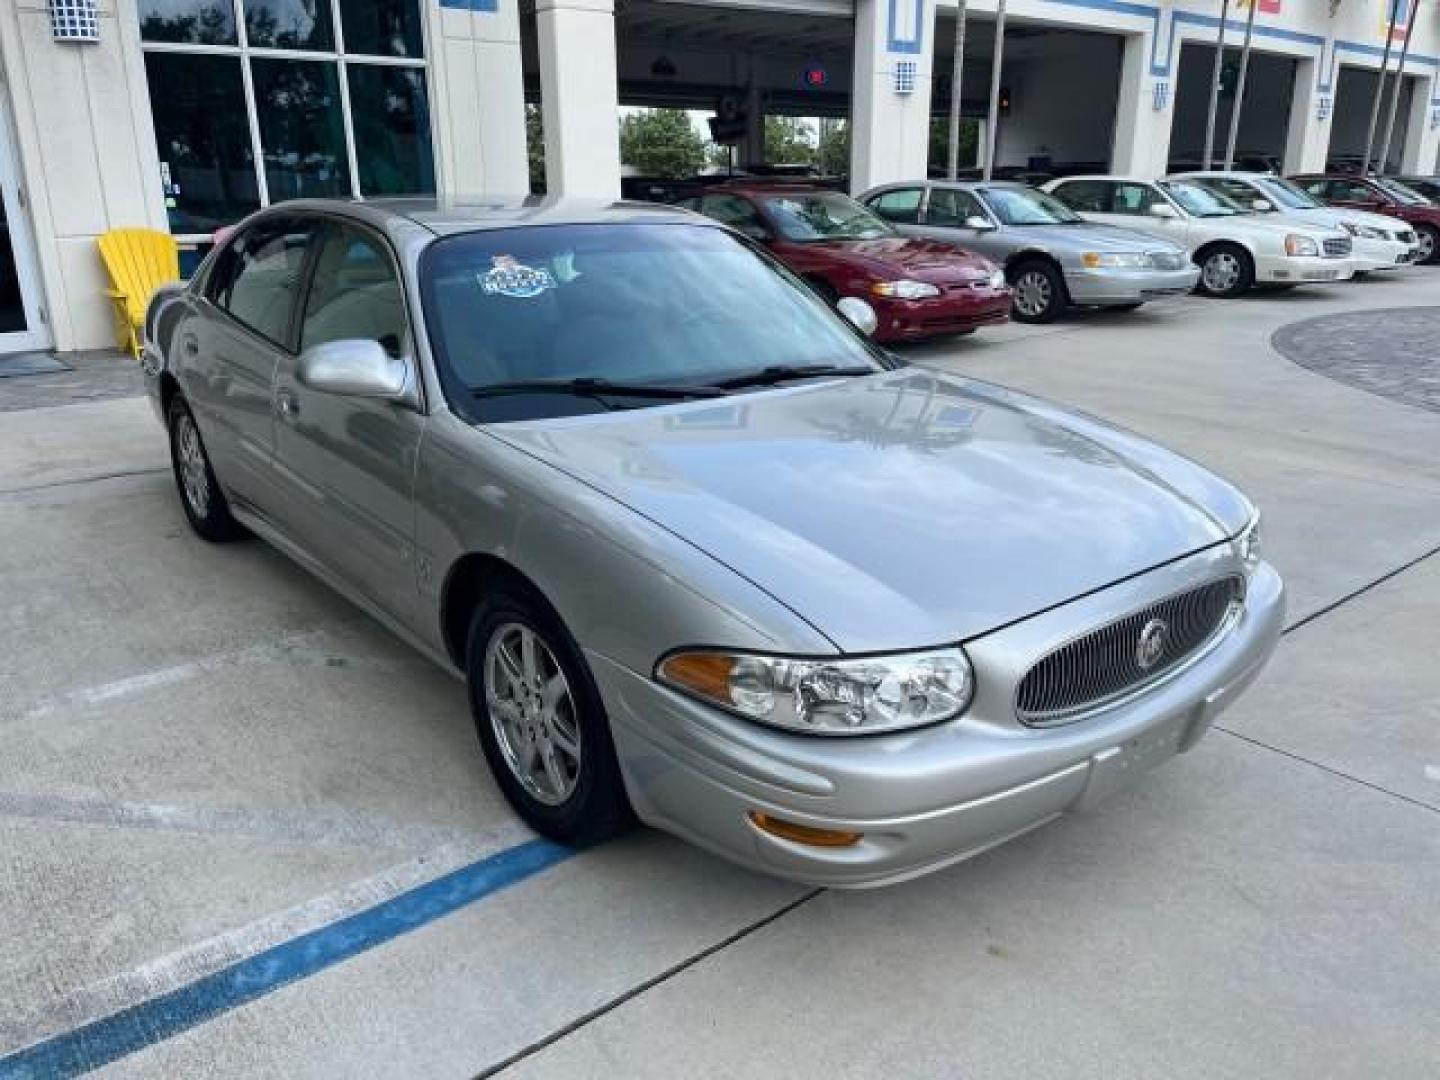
<box><xmin>276</xmin><ymin>389</ymin><xmax>299</xmax><ymax>419</ymax></box>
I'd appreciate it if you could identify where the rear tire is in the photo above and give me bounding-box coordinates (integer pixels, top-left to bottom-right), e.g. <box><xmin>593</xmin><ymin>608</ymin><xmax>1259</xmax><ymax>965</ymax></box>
<box><xmin>1009</xmin><ymin>260</ymin><xmax>1067</xmax><ymax>323</ymax></box>
<box><xmin>167</xmin><ymin>396</ymin><xmax>245</xmax><ymax>542</ymax></box>
<box><xmin>1195</xmin><ymin>243</ymin><xmax>1254</xmax><ymax>298</ymax></box>
<box><xmin>466</xmin><ymin>582</ymin><xmax>632</xmax><ymax>847</ymax></box>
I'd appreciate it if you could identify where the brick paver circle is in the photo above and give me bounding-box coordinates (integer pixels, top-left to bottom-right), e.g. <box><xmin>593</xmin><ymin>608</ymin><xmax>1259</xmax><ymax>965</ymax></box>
<box><xmin>1271</xmin><ymin>306</ymin><xmax>1440</xmax><ymax>414</ymax></box>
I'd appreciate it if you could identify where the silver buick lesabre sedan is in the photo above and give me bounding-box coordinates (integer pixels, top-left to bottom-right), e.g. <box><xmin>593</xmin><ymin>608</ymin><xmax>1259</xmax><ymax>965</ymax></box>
<box><xmin>859</xmin><ymin>181</ymin><xmax>1199</xmax><ymax>323</ymax></box>
<box><xmin>142</xmin><ymin>197</ymin><xmax>1283</xmax><ymax>887</ymax></box>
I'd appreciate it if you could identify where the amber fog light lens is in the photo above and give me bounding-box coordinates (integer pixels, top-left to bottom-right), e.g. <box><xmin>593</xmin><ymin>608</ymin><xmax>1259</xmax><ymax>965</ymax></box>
<box><xmin>748</xmin><ymin>812</ymin><xmax>863</xmax><ymax>848</ymax></box>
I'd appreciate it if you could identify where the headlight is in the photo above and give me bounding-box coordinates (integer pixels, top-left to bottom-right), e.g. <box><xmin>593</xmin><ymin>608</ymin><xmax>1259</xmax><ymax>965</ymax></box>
<box><xmin>1081</xmin><ymin>252</ymin><xmax>1146</xmax><ymax>269</ymax></box>
<box><xmin>1285</xmin><ymin>234</ymin><xmax>1319</xmax><ymax>257</ymax></box>
<box><xmin>987</xmin><ymin>268</ymin><xmax>1007</xmax><ymax>290</ymax></box>
<box><xmin>870</xmin><ymin>279</ymin><xmax>942</xmax><ymax>300</ymax></box>
<box><xmin>657</xmin><ymin>647</ymin><xmax>974</xmax><ymax>735</ymax></box>
<box><xmin>1340</xmin><ymin>221</ymin><xmax>1360</xmax><ymax>236</ymax></box>
<box><xmin>1235</xmin><ymin>514</ymin><xmax>1262</xmax><ymax>574</ymax></box>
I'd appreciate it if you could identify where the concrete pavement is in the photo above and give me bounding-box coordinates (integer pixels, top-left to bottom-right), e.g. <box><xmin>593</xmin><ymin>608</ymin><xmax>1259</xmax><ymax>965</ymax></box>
<box><xmin>1</xmin><ymin>270</ymin><xmax>1437</xmax><ymax>1078</ymax></box>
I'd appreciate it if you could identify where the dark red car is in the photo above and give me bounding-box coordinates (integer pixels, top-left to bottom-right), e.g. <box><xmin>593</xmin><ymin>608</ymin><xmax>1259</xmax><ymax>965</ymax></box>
<box><xmin>1289</xmin><ymin>173</ymin><xmax>1440</xmax><ymax>264</ymax></box>
<box><xmin>676</xmin><ymin>183</ymin><xmax>1011</xmax><ymax>342</ymax></box>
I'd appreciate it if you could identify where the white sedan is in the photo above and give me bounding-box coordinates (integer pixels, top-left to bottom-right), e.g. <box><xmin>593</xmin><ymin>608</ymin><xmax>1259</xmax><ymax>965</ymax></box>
<box><xmin>1044</xmin><ymin>175</ymin><xmax>1354</xmax><ymax>298</ymax></box>
<box><xmin>1170</xmin><ymin>171</ymin><xmax>1421</xmax><ymax>273</ymax></box>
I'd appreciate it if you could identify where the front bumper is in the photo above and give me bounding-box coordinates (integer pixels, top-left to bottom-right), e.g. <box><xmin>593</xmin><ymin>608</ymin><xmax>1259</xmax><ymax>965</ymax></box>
<box><xmin>1351</xmin><ymin>237</ymin><xmax>1419</xmax><ymax>271</ymax></box>
<box><xmin>1064</xmin><ymin>265</ymin><xmax>1200</xmax><ymax>306</ymax></box>
<box><xmin>1254</xmin><ymin>253</ymin><xmax>1354</xmax><ymax>284</ymax></box>
<box><xmin>596</xmin><ymin>551</ymin><xmax>1285</xmax><ymax>888</ymax></box>
<box><xmin>870</xmin><ymin>286</ymin><xmax>1012</xmax><ymax>342</ymax></box>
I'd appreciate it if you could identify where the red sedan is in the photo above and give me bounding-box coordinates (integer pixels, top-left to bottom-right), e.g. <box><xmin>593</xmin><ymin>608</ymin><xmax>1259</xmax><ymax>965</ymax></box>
<box><xmin>676</xmin><ymin>183</ymin><xmax>1011</xmax><ymax>342</ymax></box>
<box><xmin>1289</xmin><ymin>173</ymin><xmax>1440</xmax><ymax>264</ymax></box>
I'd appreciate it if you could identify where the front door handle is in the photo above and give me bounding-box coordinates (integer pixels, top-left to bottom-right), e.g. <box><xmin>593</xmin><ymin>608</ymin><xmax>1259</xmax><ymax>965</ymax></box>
<box><xmin>181</xmin><ymin>337</ymin><xmax>199</xmax><ymax>356</ymax></box>
<box><xmin>276</xmin><ymin>389</ymin><xmax>299</xmax><ymax>419</ymax></box>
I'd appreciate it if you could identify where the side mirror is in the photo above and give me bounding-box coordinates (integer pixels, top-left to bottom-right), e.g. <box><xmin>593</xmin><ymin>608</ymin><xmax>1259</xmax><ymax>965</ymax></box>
<box><xmin>964</xmin><ymin>215</ymin><xmax>997</xmax><ymax>231</ymax></box>
<box><xmin>1148</xmin><ymin>202</ymin><xmax>1179</xmax><ymax>219</ymax></box>
<box><xmin>836</xmin><ymin>296</ymin><xmax>879</xmax><ymax>337</ymax></box>
<box><xmin>1251</xmin><ymin>198</ymin><xmax>1274</xmax><ymax>212</ymax></box>
<box><xmin>298</xmin><ymin>339</ymin><xmax>412</xmax><ymax>402</ymax></box>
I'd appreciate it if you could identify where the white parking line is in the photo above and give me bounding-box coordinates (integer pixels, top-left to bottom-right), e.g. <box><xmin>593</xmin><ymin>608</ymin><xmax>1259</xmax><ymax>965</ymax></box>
<box><xmin>0</xmin><ymin>790</ymin><xmax>483</xmax><ymax>851</ymax></box>
<box><xmin>0</xmin><ymin>827</ymin><xmax>534</xmax><ymax>1056</ymax></box>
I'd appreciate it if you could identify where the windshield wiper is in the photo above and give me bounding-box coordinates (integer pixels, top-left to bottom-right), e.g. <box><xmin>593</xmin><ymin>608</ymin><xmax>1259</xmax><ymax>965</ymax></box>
<box><xmin>472</xmin><ymin>378</ymin><xmax>729</xmax><ymax>402</ymax></box>
<box><xmin>715</xmin><ymin>364</ymin><xmax>875</xmax><ymax>390</ymax></box>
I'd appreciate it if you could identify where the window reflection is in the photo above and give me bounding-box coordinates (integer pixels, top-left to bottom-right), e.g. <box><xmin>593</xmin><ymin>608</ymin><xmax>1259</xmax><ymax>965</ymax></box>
<box><xmin>348</xmin><ymin>65</ymin><xmax>434</xmax><ymax>195</ymax></box>
<box><xmin>245</xmin><ymin>0</ymin><xmax>334</xmax><ymax>50</ymax></box>
<box><xmin>253</xmin><ymin>59</ymin><xmax>349</xmax><ymax>201</ymax></box>
<box><xmin>340</xmin><ymin>0</ymin><xmax>423</xmax><ymax>58</ymax></box>
<box><xmin>138</xmin><ymin>0</ymin><xmax>236</xmax><ymax>45</ymax></box>
<box><xmin>144</xmin><ymin>53</ymin><xmax>259</xmax><ymax>233</ymax></box>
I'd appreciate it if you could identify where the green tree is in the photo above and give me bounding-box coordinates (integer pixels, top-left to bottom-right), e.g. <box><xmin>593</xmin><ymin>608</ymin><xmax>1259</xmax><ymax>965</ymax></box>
<box><xmin>763</xmin><ymin>115</ymin><xmax>817</xmax><ymax>165</ymax></box>
<box><xmin>928</xmin><ymin>115</ymin><xmax>979</xmax><ymax>174</ymax></box>
<box><xmin>618</xmin><ymin>109</ymin><xmax>707</xmax><ymax>178</ymax></box>
<box><xmin>526</xmin><ymin>103</ymin><xmax>545</xmax><ymax>194</ymax></box>
<box><xmin>816</xmin><ymin>120</ymin><xmax>849</xmax><ymax>177</ymax></box>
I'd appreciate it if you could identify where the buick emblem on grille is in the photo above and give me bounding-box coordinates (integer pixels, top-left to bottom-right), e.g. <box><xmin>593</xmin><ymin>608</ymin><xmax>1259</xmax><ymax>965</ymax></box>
<box><xmin>1136</xmin><ymin>618</ymin><xmax>1169</xmax><ymax>670</ymax></box>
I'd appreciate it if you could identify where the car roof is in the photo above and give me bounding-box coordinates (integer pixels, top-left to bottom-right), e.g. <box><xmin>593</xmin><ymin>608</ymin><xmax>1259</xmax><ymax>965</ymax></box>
<box><xmin>1169</xmin><ymin>171</ymin><xmax>1275</xmax><ymax>181</ymax></box>
<box><xmin>258</xmin><ymin>194</ymin><xmax>706</xmax><ymax>236</ymax></box>
<box><xmin>1047</xmin><ymin>175</ymin><xmax>1157</xmax><ymax>184</ymax></box>
<box><xmin>693</xmin><ymin>180</ymin><xmax>840</xmax><ymax>195</ymax></box>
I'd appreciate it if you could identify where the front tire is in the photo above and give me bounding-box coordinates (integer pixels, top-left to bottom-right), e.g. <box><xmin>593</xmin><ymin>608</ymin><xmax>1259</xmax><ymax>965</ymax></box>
<box><xmin>1009</xmin><ymin>260</ymin><xmax>1067</xmax><ymax>323</ymax></box>
<box><xmin>466</xmin><ymin>583</ymin><xmax>631</xmax><ymax>847</ymax></box>
<box><xmin>168</xmin><ymin>396</ymin><xmax>244</xmax><ymax>542</ymax></box>
<box><xmin>1414</xmin><ymin>224</ymin><xmax>1439</xmax><ymax>265</ymax></box>
<box><xmin>1195</xmin><ymin>243</ymin><xmax>1254</xmax><ymax>298</ymax></box>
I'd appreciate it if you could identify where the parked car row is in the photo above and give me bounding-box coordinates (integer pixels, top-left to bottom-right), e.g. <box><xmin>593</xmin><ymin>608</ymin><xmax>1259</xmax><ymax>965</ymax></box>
<box><xmin>671</xmin><ymin>170</ymin><xmax>1440</xmax><ymax>331</ymax></box>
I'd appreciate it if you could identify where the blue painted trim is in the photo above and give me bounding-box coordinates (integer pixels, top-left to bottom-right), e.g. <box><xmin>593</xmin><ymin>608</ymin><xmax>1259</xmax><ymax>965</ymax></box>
<box><xmin>886</xmin><ymin>0</ymin><xmax>925</xmax><ymax>56</ymax></box>
<box><xmin>438</xmin><ymin>0</ymin><xmax>497</xmax><ymax>11</ymax></box>
<box><xmin>0</xmin><ymin>839</ymin><xmax>573</xmax><ymax>1080</ymax></box>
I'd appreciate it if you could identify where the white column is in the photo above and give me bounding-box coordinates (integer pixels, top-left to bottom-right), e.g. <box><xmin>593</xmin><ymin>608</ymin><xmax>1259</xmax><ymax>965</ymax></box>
<box><xmin>430</xmin><ymin>0</ymin><xmax>529</xmax><ymax>195</ymax></box>
<box><xmin>1110</xmin><ymin>30</ymin><xmax>1172</xmax><ymax>177</ymax></box>
<box><xmin>849</xmin><ymin>0</ymin><xmax>937</xmax><ymax>193</ymax></box>
<box><xmin>1284</xmin><ymin>58</ymin><xmax>1330</xmax><ymax>173</ymax></box>
<box><xmin>1400</xmin><ymin>74</ymin><xmax>1440</xmax><ymax>173</ymax></box>
<box><xmin>536</xmin><ymin>0</ymin><xmax>620</xmax><ymax>198</ymax></box>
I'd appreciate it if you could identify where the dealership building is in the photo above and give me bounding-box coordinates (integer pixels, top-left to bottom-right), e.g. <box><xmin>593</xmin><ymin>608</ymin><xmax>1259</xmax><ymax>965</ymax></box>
<box><xmin>1</xmin><ymin>0</ymin><xmax>1438</xmax><ymax>355</ymax></box>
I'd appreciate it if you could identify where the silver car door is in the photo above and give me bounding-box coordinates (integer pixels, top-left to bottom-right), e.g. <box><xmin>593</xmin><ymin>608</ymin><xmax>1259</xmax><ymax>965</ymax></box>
<box><xmin>272</xmin><ymin>218</ymin><xmax>425</xmax><ymax>626</ymax></box>
<box><xmin>187</xmin><ymin>216</ymin><xmax>315</xmax><ymax>510</ymax></box>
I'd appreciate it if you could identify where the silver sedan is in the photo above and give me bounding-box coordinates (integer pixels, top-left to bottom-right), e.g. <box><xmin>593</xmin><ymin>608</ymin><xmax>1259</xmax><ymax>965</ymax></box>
<box><xmin>143</xmin><ymin>197</ymin><xmax>1282</xmax><ymax>887</ymax></box>
<box><xmin>860</xmin><ymin>181</ymin><xmax>1200</xmax><ymax>323</ymax></box>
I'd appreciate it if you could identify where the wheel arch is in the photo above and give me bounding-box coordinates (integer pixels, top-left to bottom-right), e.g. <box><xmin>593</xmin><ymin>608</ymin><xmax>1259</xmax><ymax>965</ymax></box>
<box><xmin>439</xmin><ymin>552</ymin><xmax>551</xmax><ymax>670</ymax></box>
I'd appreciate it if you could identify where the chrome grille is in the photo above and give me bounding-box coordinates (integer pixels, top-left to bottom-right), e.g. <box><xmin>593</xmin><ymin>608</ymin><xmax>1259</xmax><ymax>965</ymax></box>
<box><xmin>1397</xmin><ymin>229</ymin><xmax>1416</xmax><ymax>244</ymax></box>
<box><xmin>1015</xmin><ymin>577</ymin><xmax>1243</xmax><ymax>726</ymax></box>
<box><xmin>1323</xmin><ymin>237</ymin><xmax>1352</xmax><ymax>258</ymax></box>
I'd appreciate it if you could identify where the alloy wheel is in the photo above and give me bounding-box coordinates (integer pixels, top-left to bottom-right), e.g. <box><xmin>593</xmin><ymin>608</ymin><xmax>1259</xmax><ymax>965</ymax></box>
<box><xmin>1014</xmin><ymin>270</ymin><xmax>1053</xmax><ymax>319</ymax></box>
<box><xmin>175</xmin><ymin>413</ymin><xmax>211</xmax><ymax>517</ymax></box>
<box><xmin>1202</xmin><ymin>252</ymin><xmax>1241</xmax><ymax>293</ymax></box>
<box><xmin>484</xmin><ymin>622</ymin><xmax>582</xmax><ymax>806</ymax></box>
<box><xmin>1418</xmin><ymin>229</ymin><xmax>1436</xmax><ymax>262</ymax></box>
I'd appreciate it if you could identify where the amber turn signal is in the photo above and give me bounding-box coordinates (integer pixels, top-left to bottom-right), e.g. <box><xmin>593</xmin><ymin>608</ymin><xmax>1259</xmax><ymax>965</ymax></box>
<box><xmin>748</xmin><ymin>811</ymin><xmax>863</xmax><ymax>848</ymax></box>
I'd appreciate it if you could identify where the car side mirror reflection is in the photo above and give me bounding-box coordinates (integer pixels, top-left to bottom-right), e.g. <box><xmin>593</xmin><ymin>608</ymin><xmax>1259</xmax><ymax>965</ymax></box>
<box><xmin>298</xmin><ymin>339</ymin><xmax>412</xmax><ymax>403</ymax></box>
<box><xmin>1148</xmin><ymin>202</ymin><xmax>1179</xmax><ymax>219</ymax></box>
<box><xmin>836</xmin><ymin>296</ymin><xmax>879</xmax><ymax>337</ymax></box>
<box><xmin>964</xmin><ymin>215</ymin><xmax>996</xmax><ymax>231</ymax></box>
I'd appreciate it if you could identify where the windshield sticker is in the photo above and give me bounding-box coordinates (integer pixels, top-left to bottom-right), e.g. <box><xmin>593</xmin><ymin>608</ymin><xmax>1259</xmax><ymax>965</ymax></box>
<box><xmin>479</xmin><ymin>255</ymin><xmax>555</xmax><ymax>299</ymax></box>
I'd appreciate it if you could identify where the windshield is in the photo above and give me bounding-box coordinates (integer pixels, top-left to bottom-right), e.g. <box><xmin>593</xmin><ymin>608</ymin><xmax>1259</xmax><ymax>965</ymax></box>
<box><xmin>977</xmin><ymin>186</ymin><xmax>1082</xmax><ymax>225</ymax></box>
<box><xmin>1254</xmin><ymin>176</ymin><xmax>1323</xmax><ymax>210</ymax></box>
<box><xmin>1157</xmin><ymin>180</ymin><xmax>1243</xmax><ymax>217</ymax></box>
<box><xmin>1191</xmin><ymin>176</ymin><xmax>1274</xmax><ymax>211</ymax></box>
<box><xmin>1374</xmin><ymin>176</ymin><xmax>1432</xmax><ymax>205</ymax></box>
<box><xmin>421</xmin><ymin>223</ymin><xmax>885</xmax><ymax>422</ymax></box>
<box><xmin>758</xmin><ymin>191</ymin><xmax>897</xmax><ymax>241</ymax></box>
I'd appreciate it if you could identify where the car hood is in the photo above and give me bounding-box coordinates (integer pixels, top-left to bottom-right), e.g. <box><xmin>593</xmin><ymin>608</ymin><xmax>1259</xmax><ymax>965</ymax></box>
<box><xmin>1329</xmin><ymin>208</ymin><xmax>1416</xmax><ymax>235</ymax></box>
<box><xmin>1212</xmin><ymin>213</ymin><xmax>1341</xmax><ymax>241</ymax></box>
<box><xmin>488</xmin><ymin>370</ymin><xmax>1250</xmax><ymax>652</ymax></box>
<box><xmin>996</xmin><ymin>221</ymin><xmax>1186</xmax><ymax>254</ymax></box>
<box><xmin>814</xmin><ymin>237</ymin><xmax>995</xmax><ymax>280</ymax></box>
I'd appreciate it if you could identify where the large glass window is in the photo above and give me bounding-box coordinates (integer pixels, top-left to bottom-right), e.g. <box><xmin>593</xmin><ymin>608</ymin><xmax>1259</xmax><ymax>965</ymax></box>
<box><xmin>139</xmin><ymin>0</ymin><xmax>433</xmax><ymax>238</ymax></box>
<box><xmin>347</xmin><ymin>65</ymin><xmax>434</xmax><ymax>196</ymax></box>
<box><xmin>144</xmin><ymin>53</ymin><xmax>259</xmax><ymax>234</ymax></box>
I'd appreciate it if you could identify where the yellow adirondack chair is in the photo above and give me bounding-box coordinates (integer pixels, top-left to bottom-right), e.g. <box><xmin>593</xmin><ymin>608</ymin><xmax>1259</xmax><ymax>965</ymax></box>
<box><xmin>98</xmin><ymin>228</ymin><xmax>179</xmax><ymax>359</ymax></box>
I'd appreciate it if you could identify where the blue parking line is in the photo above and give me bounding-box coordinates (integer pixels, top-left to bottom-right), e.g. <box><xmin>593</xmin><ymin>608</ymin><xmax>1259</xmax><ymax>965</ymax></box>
<box><xmin>0</xmin><ymin>839</ymin><xmax>572</xmax><ymax>1080</ymax></box>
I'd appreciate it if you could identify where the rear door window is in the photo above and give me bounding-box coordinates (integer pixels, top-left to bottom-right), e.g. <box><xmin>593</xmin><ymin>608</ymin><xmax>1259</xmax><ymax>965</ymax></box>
<box><xmin>868</xmin><ymin>187</ymin><xmax>924</xmax><ymax>224</ymax></box>
<box><xmin>209</xmin><ymin>218</ymin><xmax>314</xmax><ymax>348</ymax></box>
<box><xmin>1050</xmin><ymin>180</ymin><xmax>1111</xmax><ymax>213</ymax></box>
